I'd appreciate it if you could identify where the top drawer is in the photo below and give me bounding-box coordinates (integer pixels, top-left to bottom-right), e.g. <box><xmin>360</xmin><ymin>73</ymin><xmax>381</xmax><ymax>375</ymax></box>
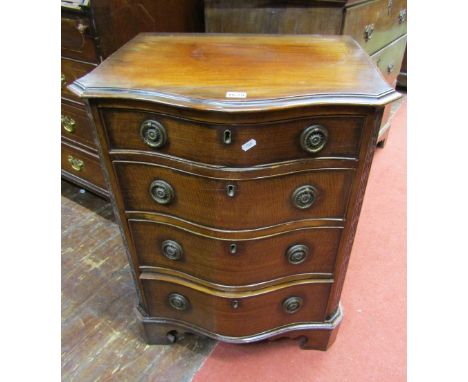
<box><xmin>61</xmin><ymin>12</ymin><xmax>99</xmax><ymax>63</ymax></box>
<box><xmin>101</xmin><ymin>109</ymin><xmax>365</xmax><ymax>166</ymax></box>
<box><xmin>343</xmin><ymin>0</ymin><xmax>407</xmax><ymax>55</ymax></box>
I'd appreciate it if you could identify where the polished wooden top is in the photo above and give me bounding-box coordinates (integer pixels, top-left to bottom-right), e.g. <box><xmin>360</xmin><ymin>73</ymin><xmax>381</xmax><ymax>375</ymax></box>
<box><xmin>70</xmin><ymin>33</ymin><xmax>400</xmax><ymax>111</ymax></box>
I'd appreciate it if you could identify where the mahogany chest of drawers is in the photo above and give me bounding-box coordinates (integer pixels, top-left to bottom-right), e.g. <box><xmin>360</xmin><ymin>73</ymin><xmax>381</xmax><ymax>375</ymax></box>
<box><xmin>61</xmin><ymin>0</ymin><xmax>204</xmax><ymax>197</ymax></box>
<box><xmin>70</xmin><ymin>34</ymin><xmax>400</xmax><ymax>350</ymax></box>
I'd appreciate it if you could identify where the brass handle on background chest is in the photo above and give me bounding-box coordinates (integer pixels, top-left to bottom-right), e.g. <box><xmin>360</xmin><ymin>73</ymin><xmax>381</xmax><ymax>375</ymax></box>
<box><xmin>67</xmin><ymin>155</ymin><xmax>84</xmax><ymax>171</ymax></box>
<box><xmin>364</xmin><ymin>24</ymin><xmax>374</xmax><ymax>42</ymax></box>
<box><xmin>161</xmin><ymin>240</ymin><xmax>183</xmax><ymax>261</ymax></box>
<box><xmin>61</xmin><ymin>115</ymin><xmax>76</xmax><ymax>133</ymax></box>
<box><xmin>149</xmin><ymin>180</ymin><xmax>174</xmax><ymax>205</ymax></box>
<box><xmin>292</xmin><ymin>185</ymin><xmax>318</xmax><ymax>209</ymax></box>
<box><xmin>76</xmin><ymin>19</ymin><xmax>89</xmax><ymax>34</ymax></box>
<box><xmin>286</xmin><ymin>244</ymin><xmax>310</xmax><ymax>265</ymax></box>
<box><xmin>168</xmin><ymin>293</ymin><xmax>190</xmax><ymax>311</ymax></box>
<box><xmin>282</xmin><ymin>296</ymin><xmax>303</xmax><ymax>314</ymax></box>
<box><xmin>399</xmin><ymin>9</ymin><xmax>407</xmax><ymax>24</ymax></box>
<box><xmin>61</xmin><ymin>73</ymin><xmax>67</xmax><ymax>88</ymax></box>
<box><xmin>140</xmin><ymin>120</ymin><xmax>167</xmax><ymax>148</ymax></box>
<box><xmin>300</xmin><ymin>125</ymin><xmax>328</xmax><ymax>154</ymax></box>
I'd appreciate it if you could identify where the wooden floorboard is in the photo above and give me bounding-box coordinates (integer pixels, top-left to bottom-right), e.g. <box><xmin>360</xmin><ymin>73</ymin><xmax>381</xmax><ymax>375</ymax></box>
<box><xmin>61</xmin><ymin>180</ymin><xmax>216</xmax><ymax>382</ymax></box>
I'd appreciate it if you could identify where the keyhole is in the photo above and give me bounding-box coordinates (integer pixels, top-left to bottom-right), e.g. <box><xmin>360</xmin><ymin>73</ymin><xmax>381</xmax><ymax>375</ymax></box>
<box><xmin>229</xmin><ymin>243</ymin><xmax>237</xmax><ymax>254</ymax></box>
<box><xmin>227</xmin><ymin>184</ymin><xmax>236</xmax><ymax>197</ymax></box>
<box><xmin>223</xmin><ymin>129</ymin><xmax>232</xmax><ymax>144</ymax></box>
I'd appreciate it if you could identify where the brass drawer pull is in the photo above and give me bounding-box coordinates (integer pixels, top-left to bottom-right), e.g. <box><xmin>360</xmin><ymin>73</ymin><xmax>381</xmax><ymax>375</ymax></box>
<box><xmin>61</xmin><ymin>73</ymin><xmax>67</xmax><ymax>88</ymax></box>
<box><xmin>140</xmin><ymin>120</ymin><xmax>167</xmax><ymax>148</ymax></box>
<box><xmin>399</xmin><ymin>9</ymin><xmax>407</xmax><ymax>24</ymax></box>
<box><xmin>149</xmin><ymin>179</ymin><xmax>174</xmax><ymax>205</ymax></box>
<box><xmin>364</xmin><ymin>24</ymin><xmax>374</xmax><ymax>42</ymax></box>
<box><xmin>231</xmin><ymin>300</ymin><xmax>240</xmax><ymax>309</ymax></box>
<box><xmin>292</xmin><ymin>185</ymin><xmax>317</xmax><ymax>209</ymax></box>
<box><xmin>76</xmin><ymin>20</ymin><xmax>89</xmax><ymax>34</ymax></box>
<box><xmin>300</xmin><ymin>125</ymin><xmax>328</xmax><ymax>153</ymax></box>
<box><xmin>226</xmin><ymin>184</ymin><xmax>236</xmax><ymax>197</ymax></box>
<box><xmin>223</xmin><ymin>129</ymin><xmax>232</xmax><ymax>144</ymax></box>
<box><xmin>61</xmin><ymin>115</ymin><xmax>76</xmax><ymax>133</ymax></box>
<box><xmin>282</xmin><ymin>296</ymin><xmax>303</xmax><ymax>314</ymax></box>
<box><xmin>161</xmin><ymin>240</ymin><xmax>183</xmax><ymax>261</ymax></box>
<box><xmin>168</xmin><ymin>293</ymin><xmax>190</xmax><ymax>311</ymax></box>
<box><xmin>286</xmin><ymin>244</ymin><xmax>310</xmax><ymax>265</ymax></box>
<box><xmin>67</xmin><ymin>155</ymin><xmax>84</xmax><ymax>171</ymax></box>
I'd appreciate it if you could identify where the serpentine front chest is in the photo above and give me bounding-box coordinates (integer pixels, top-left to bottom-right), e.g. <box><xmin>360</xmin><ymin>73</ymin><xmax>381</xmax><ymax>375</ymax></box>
<box><xmin>70</xmin><ymin>33</ymin><xmax>400</xmax><ymax>350</ymax></box>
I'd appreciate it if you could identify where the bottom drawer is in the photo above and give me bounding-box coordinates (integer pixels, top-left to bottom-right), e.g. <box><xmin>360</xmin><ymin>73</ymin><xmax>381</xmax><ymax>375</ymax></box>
<box><xmin>61</xmin><ymin>142</ymin><xmax>106</xmax><ymax>190</ymax></box>
<box><xmin>141</xmin><ymin>276</ymin><xmax>331</xmax><ymax>337</ymax></box>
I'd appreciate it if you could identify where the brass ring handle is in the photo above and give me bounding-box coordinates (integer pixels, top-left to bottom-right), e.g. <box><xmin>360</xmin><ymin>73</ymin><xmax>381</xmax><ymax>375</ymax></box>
<box><xmin>61</xmin><ymin>115</ymin><xmax>76</xmax><ymax>133</ymax></box>
<box><xmin>300</xmin><ymin>125</ymin><xmax>328</xmax><ymax>153</ymax></box>
<box><xmin>161</xmin><ymin>240</ymin><xmax>183</xmax><ymax>261</ymax></box>
<box><xmin>67</xmin><ymin>155</ymin><xmax>84</xmax><ymax>172</ymax></box>
<box><xmin>291</xmin><ymin>185</ymin><xmax>318</xmax><ymax>209</ymax></box>
<box><xmin>168</xmin><ymin>293</ymin><xmax>190</xmax><ymax>311</ymax></box>
<box><xmin>364</xmin><ymin>24</ymin><xmax>374</xmax><ymax>42</ymax></box>
<box><xmin>282</xmin><ymin>296</ymin><xmax>303</xmax><ymax>314</ymax></box>
<box><xmin>61</xmin><ymin>73</ymin><xmax>67</xmax><ymax>89</ymax></box>
<box><xmin>140</xmin><ymin>120</ymin><xmax>167</xmax><ymax>148</ymax></box>
<box><xmin>149</xmin><ymin>179</ymin><xmax>174</xmax><ymax>205</ymax></box>
<box><xmin>286</xmin><ymin>244</ymin><xmax>310</xmax><ymax>265</ymax></box>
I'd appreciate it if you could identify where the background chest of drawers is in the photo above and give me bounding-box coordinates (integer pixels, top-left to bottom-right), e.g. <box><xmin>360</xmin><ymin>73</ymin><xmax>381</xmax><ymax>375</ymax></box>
<box><xmin>204</xmin><ymin>0</ymin><xmax>407</xmax><ymax>145</ymax></box>
<box><xmin>61</xmin><ymin>0</ymin><xmax>204</xmax><ymax>197</ymax></box>
<box><xmin>70</xmin><ymin>34</ymin><xmax>400</xmax><ymax>350</ymax></box>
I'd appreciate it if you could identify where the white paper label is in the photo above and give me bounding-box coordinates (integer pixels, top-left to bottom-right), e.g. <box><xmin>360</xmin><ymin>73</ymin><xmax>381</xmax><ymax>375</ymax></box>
<box><xmin>242</xmin><ymin>139</ymin><xmax>257</xmax><ymax>152</ymax></box>
<box><xmin>226</xmin><ymin>91</ymin><xmax>247</xmax><ymax>99</ymax></box>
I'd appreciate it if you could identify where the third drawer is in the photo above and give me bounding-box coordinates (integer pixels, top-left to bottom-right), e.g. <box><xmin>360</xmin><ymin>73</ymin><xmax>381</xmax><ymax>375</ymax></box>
<box><xmin>131</xmin><ymin>219</ymin><xmax>342</xmax><ymax>285</ymax></box>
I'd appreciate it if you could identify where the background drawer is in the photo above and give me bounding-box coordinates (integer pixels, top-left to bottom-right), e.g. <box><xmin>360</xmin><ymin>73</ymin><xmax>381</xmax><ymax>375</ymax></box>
<box><xmin>130</xmin><ymin>219</ymin><xmax>341</xmax><ymax>285</ymax></box>
<box><xmin>371</xmin><ymin>34</ymin><xmax>407</xmax><ymax>87</ymax></box>
<box><xmin>61</xmin><ymin>13</ymin><xmax>99</xmax><ymax>63</ymax></box>
<box><xmin>61</xmin><ymin>142</ymin><xmax>106</xmax><ymax>189</ymax></box>
<box><xmin>115</xmin><ymin>162</ymin><xmax>354</xmax><ymax>229</ymax></box>
<box><xmin>102</xmin><ymin>109</ymin><xmax>365</xmax><ymax>164</ymax></box>
<box><xmin>343</xmin><ymin>0</ymin><xmax>407</xmax><ymax>55</ymax></box>
<box><xmin>62</xmin><ymin>58</ymin><xmax>96</xmax><ymax>104</ymax></box>
<box><xmin>141</xmin><ymin>278</ymin><xmax>331</xmax><ymax>336</ymax></box>
<box><xmin>204</xmin><ymin>0</ymin><xmax>343</xmax><ymax>34</ymax></box>
<box><xmin>61</xmin><ymin>101</ymin><xmax>97</xmax><ymax>150</ymax></box>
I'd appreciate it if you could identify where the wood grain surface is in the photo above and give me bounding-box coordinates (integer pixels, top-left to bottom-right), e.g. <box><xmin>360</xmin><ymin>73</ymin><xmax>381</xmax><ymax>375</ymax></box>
<box><xmin>70</xmin><ymin>34</ymin><xmax>399</xmax><ymax>109</ymax></box>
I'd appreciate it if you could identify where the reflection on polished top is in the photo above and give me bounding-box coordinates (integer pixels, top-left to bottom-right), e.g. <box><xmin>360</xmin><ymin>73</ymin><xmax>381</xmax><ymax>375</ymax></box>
<box><xmin>70</xmin><ymin>33</ymin><xmax>400</xmax><ymax>110</ymax></box>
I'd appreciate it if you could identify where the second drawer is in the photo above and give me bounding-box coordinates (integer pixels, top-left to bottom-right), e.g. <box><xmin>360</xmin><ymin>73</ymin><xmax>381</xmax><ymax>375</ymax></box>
<box><xmin>130</xmin><ymin>219</ymin><xmax>341</xmax><ymax>285</ymax></box>
<box><xmin>115</xmin><ymin>161</ymin><xmax>354</xmax><ymax>229</ymax></box>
